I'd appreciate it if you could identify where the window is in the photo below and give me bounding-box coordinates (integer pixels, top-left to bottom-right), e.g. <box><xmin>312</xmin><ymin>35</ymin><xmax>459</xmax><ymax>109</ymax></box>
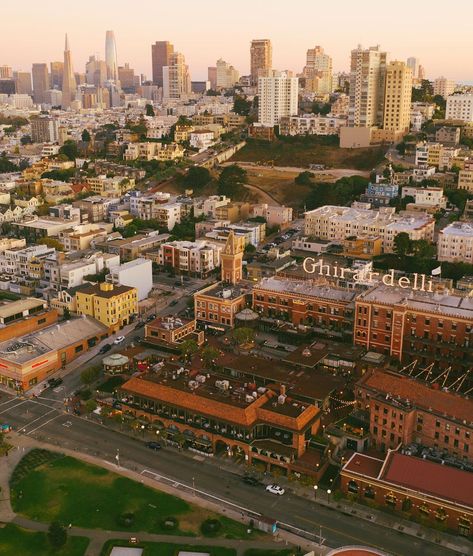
<box><xmin>75</xmin><ymin>345</ymin><xmax>83</xmax><ymax>353</ymax></box>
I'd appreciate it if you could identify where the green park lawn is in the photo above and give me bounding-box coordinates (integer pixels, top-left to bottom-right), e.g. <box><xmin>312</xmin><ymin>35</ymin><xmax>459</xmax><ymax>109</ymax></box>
<box><xmin>0</xmin><ymin>523</ymin><xmax>89</xmax><ymax>556</ymax></box>
<box><xmin>101</xmin><ymin>540</ymin><xmax>237</xmax><ymax>556</ymax></box>
<box><xmin>10</xmin><ymin>449</ymin><xmax>256</xmax><ymax>539</ymax></box>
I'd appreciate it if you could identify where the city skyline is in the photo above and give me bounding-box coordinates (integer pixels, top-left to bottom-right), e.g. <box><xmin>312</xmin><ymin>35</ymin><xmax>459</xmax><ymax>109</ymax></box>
<box><xmin>1</xmin><ymin>0</ymin><xmax>473</xmax><ymax>82</ymax></box>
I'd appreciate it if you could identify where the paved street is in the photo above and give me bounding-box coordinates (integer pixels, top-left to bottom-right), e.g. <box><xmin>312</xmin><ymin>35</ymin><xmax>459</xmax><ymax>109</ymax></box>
<box><xmin>1</xmin><ymin>392</ymin><xmax>470</xmax><ymax>556</ymax></box>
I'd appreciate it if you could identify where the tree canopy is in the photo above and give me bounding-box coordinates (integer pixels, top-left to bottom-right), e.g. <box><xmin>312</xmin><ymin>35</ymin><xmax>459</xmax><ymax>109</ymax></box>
<box><xmin>217</xmin><ymin>164</ymin><xmax>248</xmax><ymax>198</ymax></box>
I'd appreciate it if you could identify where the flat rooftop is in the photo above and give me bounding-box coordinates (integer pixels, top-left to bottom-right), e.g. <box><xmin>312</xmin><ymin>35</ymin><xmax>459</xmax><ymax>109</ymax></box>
<box><xmin>254</xmin><ymin>276</ymin><xmax>357</xmax><ymax>303</ymax></box>
<box><xmin>359</xmin><ymin>284</ymin><xmax>473</xmax><ymax>320</ymax></box>
<box><xmin>196</xmin><ymin>282</ymin><xmax>248</xmax><ymax>300</ymax></box>
<box><xmin>148</xmin><ymin>316</ymin><xmax>193</xmax><ymax>331</ymax></box>
<box><xmin>0</xmin><ymin>297</ymin><xmax>45</xmax><ymax>319</ymax></box>
<box><xmin>0</xmin><ymin>317</ymin><xmax>107</xmax><ymax>364</ymax></box>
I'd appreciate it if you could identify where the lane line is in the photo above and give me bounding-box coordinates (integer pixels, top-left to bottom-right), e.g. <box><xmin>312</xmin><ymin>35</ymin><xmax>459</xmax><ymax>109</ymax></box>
<box><xmin>26</xmin><ymin>414</ymin><xmax>62</xmax><ymax>435</ymax></box>
<box><xmin>0</xmin><ymin>397</ymin><xmax>22</xmax><ymax>408</ymax></box>
<box><xmin>20</xmin><ymin>408</ymin><xmax>58</xmax><ymax>432</ymax></box>
<box><xmin>0</xmin><ymin>400</ymin><xmax>28</xmax><ymax>414</ymax></box>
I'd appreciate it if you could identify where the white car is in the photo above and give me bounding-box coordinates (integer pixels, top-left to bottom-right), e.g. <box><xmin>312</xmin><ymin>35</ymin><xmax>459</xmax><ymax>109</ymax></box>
<box><xmin>265</xmin><ymin>484</ymin><xmax>285</xmax><ymax>495</ymax></box>
<box><xmin>114</xmin><ymin>336</ymin><xmax>125</xmax><ymax>344</ymax></box>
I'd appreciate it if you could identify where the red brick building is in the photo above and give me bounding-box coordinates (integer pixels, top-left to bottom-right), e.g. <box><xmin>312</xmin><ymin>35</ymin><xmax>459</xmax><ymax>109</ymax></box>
<box><xmin>356</xmin><ymin>369</ymin><xmax>473</xmax><ymax>461</ymax></box>
<box><xmin>341</xmin><ymin>451</ymin><xmax>473</xmax><ymax>537</ymax></box>
<box><xmin>145</xmin><ymin>316</ymin><xmax>204</xmax><ymax>347</ymax></box>
<box><xmin>354</xmin><ymin>285</ymin><xmax>473</xmax><ymax>389</ymax></box>
<box><xmin>252</xmin><ymin>277</ymin><xmax>356</xmax><ymax>336</ymax></box>
<box><xmin>119</xmin><ymin>362</ymin><xmax>323</xmax><ymax>477</ymax></box>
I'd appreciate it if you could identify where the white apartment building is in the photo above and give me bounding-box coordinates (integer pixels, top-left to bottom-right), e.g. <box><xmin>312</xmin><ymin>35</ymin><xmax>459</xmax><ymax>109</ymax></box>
<box><xmin>137</xmin><ymin>198</ymin><xmax>182</xmax><ymax>230</ymax></box>
<box><xmin>106</xmin><ymin>258</ymin><xmax>152</xmax><ymax>301</ymax></box>
<box><xmin>433</xmin><ymin>77</ymin><xmax>456</xmax><ymax>99</ymax></box>
<box><xmin>279</xmin><ymin>114</ymin><xmax>347</xmax><ymax>136</ymax></box>
<box><xmin>348</xmin><ymin>45</ymin><xmax>387</xmax><ymax>128</ymax></box>
<box><xmin>458</xmin><ymin>167</ymin><xmax>473</xmax><ymax>193</ymax></box>
<box><xmin>252</xmin><ymin>203</ymin><xmax>293</xmax><ymax>227</ymax></box>
<box><xmin>438</xmin><ymin>222</ymin><xmax>473</xmax><ymax>263</ymax></box>
<box><xmin>414</xmin><ymin>187</ymin><xmax>446</xmax><ymax>208</ymax></box>
<box><xmin>304</xmin><ymin>203</ymin><xmax>435</xmax><ymax>253</ymax></box>
<box><xmin>446</xmin><ymin>94</ymin><xmax>473</xmax><ymax>123</ymax></box>
<box><xmin>193</xmin><ymin>195</ymin><xmax>230</xmax><ymax>218</ymax></box>
<box><xmin>149</xmin><ymin>240</ymin><xmax>223</xmax><ymax>277</ymax></box>
<box><xmin>189</xmin><ymin>130</ymin><xmax>215</xmax><ymax>152</ymax></box>
<box><xmin>0</xmin><ymin>245</ymin><xmax>55</xmax><ymax>276</ymax></box>
<box><xmin>163</xmin><ymin>52</ymin><xmax>191</xmax><ymax>100</ymax></box>
<box><xmin>123</xmin><ymin>142</ymin><xmax>184</xmax><ymax>161</ymax></box>
<box><xmin>303</xmin><ymin>46</ymin><xmax>333</xmax><ymax>94</ymax></box>
<box><xmin>258</xmin><ymin>71</ymin><xmax>299</xmax><ymax>127</ymax></box>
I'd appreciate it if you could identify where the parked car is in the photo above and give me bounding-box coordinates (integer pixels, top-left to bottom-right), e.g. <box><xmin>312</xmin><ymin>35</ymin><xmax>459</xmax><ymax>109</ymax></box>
<box><xmin>100</xmin><ymin>344</ymin><xmax>112</xmax><ymax>353</ymax></box>
<box><xmin>170</xmin><ymin>299</ymin><xmax>178</xmax><ymax>306</ymax></box>
<box><xmin>146</xmin><ymin>314</ymin><xmax>156</xmax><ymax>322</ymax></box>
<box><xmin>47</xmin><ymin>377</ymin><xmax>63</xmax><ymax>388</ymax></box>
<box><xmin>114</xmin><ymin>336</ymin><xmax>125</xmax><ymax>344</ymax></box>
<box><xmin>145</xmin><ymin>441</ymin><xmax>162</xmax><ymax>451</ymax></box>
<box><xmin>242</xmin><ymin>475</ymin><xmax>260</xmax><ymax>486</ymax></box>
<box><xmin>265</xmin><ymin>484</ymin><xmax>285</xmax><ymax>495</ymax></box>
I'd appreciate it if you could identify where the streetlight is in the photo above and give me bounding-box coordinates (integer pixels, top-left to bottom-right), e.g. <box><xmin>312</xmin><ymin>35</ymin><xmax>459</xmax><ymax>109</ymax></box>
<box><xmin>116</xmin><ymin>448</ymin><xmax>120</xmax><ymax>468</ymax></box>
<box><xmin>327</xmin><ymin>489</ymin><xmax>332</xmax><ymax>504</ymax></box>
<box><xmin>313</xmin><ymin>485</ymin><xmax>318</xmax><ymax>500</ymax></box>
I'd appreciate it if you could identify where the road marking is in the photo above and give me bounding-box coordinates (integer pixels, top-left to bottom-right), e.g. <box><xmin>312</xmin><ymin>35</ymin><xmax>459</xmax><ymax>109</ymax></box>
<box><xmin>26</xmin><ymin>413</ymin><xmax>61</xmax><ymax>435</ymax></box>
<box><xmin>0</xmin><ymin>397</ymin><xmax>21</xmax><ymax>408</ymax></box>
<box><xmin>0</xmin><ymin>400</ymin><xmax>28</xmax><ymax>414</ymax></box>
<box><xmin>293</xmin><ymin>514</ymin><xmax>403</xmax><ymax>556</ymax></box>
<box><xmin>20</xmin><ymin>408</ymin><xmax>57</xmax><ymax>432</ymax></box>
<box><xmin>62</xmin><ymin>421</ymin><xmax>72</xmax><ymax>428</ymax></box>
<box><xmin>53</xmin><ymin>386</ymin><xmax>64</xmax><ymax>393</ymax></box>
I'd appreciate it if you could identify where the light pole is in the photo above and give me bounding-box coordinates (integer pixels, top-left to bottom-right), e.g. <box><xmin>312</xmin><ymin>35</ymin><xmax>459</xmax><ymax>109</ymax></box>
<box><xmin>116</xmin><ymin>448</ymin><xmax>120</xmax><ymax>468</ymax></box>
<box><xmin>327</xmin><ymin>489</ymin><xmax>331</xmax><ymax>504</ymax></box>
<box><xmin>313</xmin><ymin>485</ymin><xmax>318</xmax><ymax>500</ymax></box>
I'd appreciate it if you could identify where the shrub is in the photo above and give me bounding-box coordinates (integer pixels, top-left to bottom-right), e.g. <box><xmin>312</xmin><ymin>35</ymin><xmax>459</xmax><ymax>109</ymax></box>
<box><xmin>201</xmin><ymin>518</ymin><xmax>222</xmax><ymax>536</ymax></box>
<box><xmin>117</xmin><ymin>512</ymin><xmax>135</xmax><ymax>527</ymax></box>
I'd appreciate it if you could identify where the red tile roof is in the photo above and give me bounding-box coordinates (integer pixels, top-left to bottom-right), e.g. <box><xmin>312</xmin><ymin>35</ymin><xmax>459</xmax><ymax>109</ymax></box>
<box><xmin>381</xmin><ymin>452</ymin><xmax>473</xmax><ymax>509</ymax></box>
<box><xmin>359</xmin><ymin>370</ymin><xmax>473</xmax><ymax>423</ymax></box>
<box><xmin>343</xmin><ymin>453</ymin><xmax>384</xmax><ymax>479</ymax></box>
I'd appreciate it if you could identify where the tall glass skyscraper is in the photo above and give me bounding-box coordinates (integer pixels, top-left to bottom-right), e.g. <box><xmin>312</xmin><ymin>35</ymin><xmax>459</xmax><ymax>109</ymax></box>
<box><xmin>105</xmin><ymin>30</ymin><xmax>118</xmax><ymax>82</ymax></box>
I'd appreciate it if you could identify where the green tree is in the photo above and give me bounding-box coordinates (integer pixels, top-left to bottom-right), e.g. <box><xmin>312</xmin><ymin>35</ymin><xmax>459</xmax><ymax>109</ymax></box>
<box><xmin>233</xmin><ymin>95</ymin><xmax>252</xmax><ymax>116</ymax></box>
<box><xmin>295</xmin><ymin>171</ymin><xmax>315</xmax><ymax>185</ymax></box>
<box><xmin>63</xmin><ymin>307</ymin><xmax>71</xmax><ymax>320</ymax></box>
<box><xmin>183</xmin><ymin>166</ymin><xmax>212</xmax><ymax>190</ymax></box>
<box><xmin>81</xmin><ymin>129</ymin><xmax>91</xmax><ymax>142</ymax></box>
<box><xmin>179</xmin><ymin>339</ymin><xmax>199</xmax><ymax>361</ymax></box>
<box><xmin>231</xmin><ymin>327</ymin><xmax>255</xmax><ymax>345</ymax></box>
<box><xmin>145</xmin><ymin>103</ymin><xmax>155</xmax><ymax>117</ymax></box>
<box><xmin>59</xmin><ymin>140</ymin><xmax>78</xmax><ymax>161</ymax></box>
<box><xmin>411</xmin><ymin>239</ymin><xmax>436</xmax><ymax>260</ymax></box>
<box><xmin>20</xmin><ymin>135</ymin><xmax>32</xmax><ymax>145</ymax></box>
<box><xmin>47</xmin><ymin>521</ymin><xmax>67</xmax><ymax>549</ymax></box>
<box><xmin>393</xmin><ymin>232</ymin><xmax>412</xmax><ymax>258</ymax></box>
<box><xmin>244</xmin><ymin>243</ymin><xmax>256</xmax><ymax>254</ymax></box>
<box><xmin>80</xmin><ymin>366</ymin><xmax>101</xmax><ymax>386</ymax></box>
<box><xmin>217</xmin><ymin>164</ymin><xmax>248</xmax><ymax>197</ymax></box>
<box><xmin>201</xmin><ymin>346</ymin><xmax>220</xmax><ymax>368</ymax></box>
<box><xmin>0</xmin><ymin>156</ymin><xmax>18</xmax><ymax>173</ymax></box>
<box><xmin>85</xmin><ymin>399</ymin><xmax>98</xmax><ymax>413</ymax></box>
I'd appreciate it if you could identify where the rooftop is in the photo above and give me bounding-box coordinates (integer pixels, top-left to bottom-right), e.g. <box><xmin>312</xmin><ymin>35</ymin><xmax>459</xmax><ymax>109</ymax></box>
<box><xmin>382</xmin><ymin>451</ymin><xmax>473</xmax><ymax>509</ymax></box>
<box><xmin>147</xmin><ymin>316</ymin><xmax>193</xmax><ymax>331</ymax></box>
<box><xmin>440</xmin><ymin>221</ymin><xmax>473</xmax><ymax>237</ymax></box>
<box><xmin>255</xmin><ymin>276</ymin><xmax>357</xmax><ymax>303</ymax></box>
<box><xmin>0</xmin><ymin>297</ymin><xmax>45</xmax><ymax>320</ymax></box>
<box><xmin>76</xmin><ymin>283</ymin><xmax>136</xmax><ymax>299</ymax></box>
<box><xmin>196</xmin><ymin>282</ymin><xmax>248</xmax><ymax>301</ymax></box>
<box><xmin>0</xmin><ymin>317</ymin><xmax>108</xmax><ymax>364</ymax></box>
<box><xmin>359</xmin><ymin>369</ymin><xmax>473</xmax><ymax>425</ymax></box>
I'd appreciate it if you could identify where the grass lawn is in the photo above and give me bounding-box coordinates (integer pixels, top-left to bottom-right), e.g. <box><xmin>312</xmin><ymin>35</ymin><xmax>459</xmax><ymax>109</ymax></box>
<box><xmin>0</xmin><ymin>523</ymin><xmax>89</xmax><ymax>556</ymax></box>
<box><xmin>11</xmin><ymin>450</ymin><xmax>258</xmax><ymax>539</ymax></box>
<box><xmin>232</xmin><ymin>138</ymin><xmax>387</xmax><ymax>171</ymax></box>
<box><xmin>101</xmin><ymin>539</ymin><xmax>236</xmax><ymax>556</ymax></box>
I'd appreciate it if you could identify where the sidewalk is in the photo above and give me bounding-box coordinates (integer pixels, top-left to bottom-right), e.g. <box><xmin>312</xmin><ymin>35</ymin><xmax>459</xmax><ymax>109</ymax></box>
<box><xmin>1</xmin><ymin>433</ymin><xmax>326</xmax><ymax>556</ymax></box>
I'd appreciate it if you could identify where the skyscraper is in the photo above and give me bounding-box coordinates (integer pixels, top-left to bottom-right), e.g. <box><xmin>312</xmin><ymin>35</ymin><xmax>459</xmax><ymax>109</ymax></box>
<box><xmin>105</xmin><ymin>30</ymin><xmax>118</xmax><ymax>82</ymax></box>
<box><xmin>0</xmin><ymin>66</ymin><xmax>13</xmax><ymax>79</ymax></box>
<box><xmin>32</xmin><ymin>63</ymin><xmax>49</xmax><ymax>104</ymax></box>
<box><xmin>162</xmin><ymin>52</ymin><xmax>191</xmax><ymax>100</ymax></box>
<box><xmin>118</xmin><ymin>63</ymin><xmax>136</xmax><ymax>92</ymax></box>
<box><xmin>250</xmin><ymin>39</ymin><xmax>272</xmax><ymax>86</ymax></box>
<box><xmin>14</xmin><ymin>71</ymin><xmax>32</xmax><ymax>95</ymax></box>
<box><xmin>382</xmin><ymin>61</ymin><xmax>413</xmax><ymax>141</ymax></box>
<box><xmin>50</xmin><ymin>61</ymin><xmax>64</xmax><ymax>90</ymax></box>
<box><xmin>62</xmin><ymin>34</ymin><xmax>76</xmax><ymax>108</ymax></box>
<box><xmin>303</xmin><ymin>46</ymin><xmax>333</xmax><ymax>94</ymax></box>
<box><xmin>86</xmin><ymin>55</ymin><xmax>107</xmax><ymax>87</ymax></box>
<box><xmin>348</xmin><ymin>45</ymin><xmax>387</xmax><ymax>128</ymax></box>
<box><xmin>258</xmin><ymin>71</ymin><xmax>299</xmax><ymax>127</ymax></box>
<box><xmin>216</xmin><ymin>59</ymin><xmax>239</xmax><ymax>90</ymax></box>
<box><xmin>151</xmin><ymin>41</ymin><xmax>174</xmax><ymax>87</ymax></box>
<box><xmin>406</xmin><ymin>57</ymin><xmax>419</xmax><ymax>78</ymax></box>
<box><xmin>207</xmin><ymin>66</ymin><xmax>217</xmax><ymax>90</ymax></box>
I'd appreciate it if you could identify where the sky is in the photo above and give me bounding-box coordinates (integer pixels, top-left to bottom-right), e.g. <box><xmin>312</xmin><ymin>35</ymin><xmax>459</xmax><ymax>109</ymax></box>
<box><xmin>2</xmin><ymin>0</ymin><xmax>473</xmax><ymax>82</ymax></box>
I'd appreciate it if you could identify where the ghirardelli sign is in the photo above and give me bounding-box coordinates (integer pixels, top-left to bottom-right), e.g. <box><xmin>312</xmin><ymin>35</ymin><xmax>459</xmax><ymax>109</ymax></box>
<box><xmin>302</xmin><ymin>257</ymin><xmax>435</xmax><ymax>293</ymax></box>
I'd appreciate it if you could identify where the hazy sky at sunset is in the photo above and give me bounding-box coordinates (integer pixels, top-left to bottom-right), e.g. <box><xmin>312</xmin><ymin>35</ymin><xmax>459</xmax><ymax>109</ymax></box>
<box><xmin>2</xmin><ymin>0</ymin><xmax>472</xmax><ymax>82</ymax></box>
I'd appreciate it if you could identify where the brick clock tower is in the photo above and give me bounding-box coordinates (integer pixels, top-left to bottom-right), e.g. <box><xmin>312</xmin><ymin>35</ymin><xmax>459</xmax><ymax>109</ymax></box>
<box><xmin>221</xmin><ymin>231</ymin><xmax>244</xmax><ymax>284</ymax></box>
